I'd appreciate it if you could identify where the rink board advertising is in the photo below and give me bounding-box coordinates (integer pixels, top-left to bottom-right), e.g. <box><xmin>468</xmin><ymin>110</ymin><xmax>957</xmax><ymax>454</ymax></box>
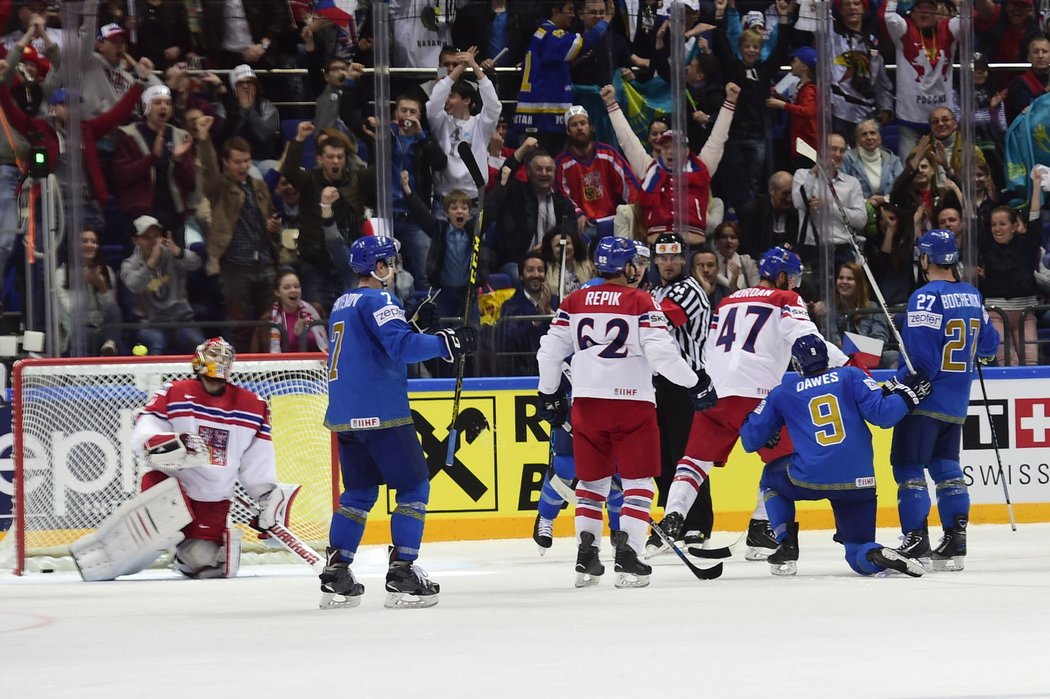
<box><xmin>1</xmin><ymin>368</ymin><xmax>1048</xmax><ymax>546</ymax></box>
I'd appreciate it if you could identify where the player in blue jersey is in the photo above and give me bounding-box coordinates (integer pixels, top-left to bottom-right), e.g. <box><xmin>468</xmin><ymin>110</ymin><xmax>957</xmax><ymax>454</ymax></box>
<box><xmin>891</xmin><ymin>229</ymin><xmax>1000</xmax><ymax>572</ymax></box>
<box><xmin>319</xmin><ymin>236</ymin><xmax>477</xmax><ymax>610</ymax></box>
<box><xmin>740</xmin><ymin>335</ymin><xmax>931</xmax><ymax>577</ymax></box>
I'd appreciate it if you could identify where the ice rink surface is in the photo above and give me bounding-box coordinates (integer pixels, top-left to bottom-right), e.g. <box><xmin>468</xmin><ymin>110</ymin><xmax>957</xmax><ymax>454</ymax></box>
<box><xmin>2</xmin><ymin>523</ymin><xmax>1048</xmax><ymax>699</ymax></box>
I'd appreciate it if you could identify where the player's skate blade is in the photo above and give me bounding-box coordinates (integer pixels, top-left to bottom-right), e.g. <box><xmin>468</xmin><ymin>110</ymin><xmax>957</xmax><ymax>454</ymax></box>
<box><xmin>869</xmin><ymin>547</ymin><xmax>925</xmax><ymax>578</ymax></box>
<box><xmin>575</xmin><ymin>532</ymin><xmax>604</xmax><ymax>588</ymax></box>
<box><xmin>320</xmin><ymin>590</ymin><xmax>362</xmax><ymax>610</ymax></box>
<box><xmin>768</xmin><ymin>559</ymin><xmax>797</xmax><ymax>576</ymax></box>
<box><xmin>384</xmin><ymin>561</ymin><xmax>440</xmax><ymax>608</ymax></box>
<box><xmin>613</xmin><ymin>536</ymin><xmax>651</xmax><ymax>589</ymax></box>
<box><xmin>318</xmin><ymin>549</ymin><xmax>364</xmax><ymax>610</ymax></box>
<box><xmin>745</xmin><ymin>518</ymin><xmax>778</xmax><ymax>561</ymax></box>
<box><xmin>931</xmin><ymin>555</ymin><xmax>965</xmax><ymax>572</ymax></box>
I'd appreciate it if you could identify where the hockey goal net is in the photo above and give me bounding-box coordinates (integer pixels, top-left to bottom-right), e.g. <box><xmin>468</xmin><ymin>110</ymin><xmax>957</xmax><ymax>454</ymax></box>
<box><xmin>1</xmin><ymin>354</ymin><xmax>337</xmax><ymax>574</ymax></box>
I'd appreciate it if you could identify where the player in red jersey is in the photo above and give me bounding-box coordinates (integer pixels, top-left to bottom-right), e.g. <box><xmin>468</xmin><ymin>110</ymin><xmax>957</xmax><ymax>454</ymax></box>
<box><xmin>537</xmin><ymin>237</ymin><xmax>714</xmax><ymax>588</ymax></box>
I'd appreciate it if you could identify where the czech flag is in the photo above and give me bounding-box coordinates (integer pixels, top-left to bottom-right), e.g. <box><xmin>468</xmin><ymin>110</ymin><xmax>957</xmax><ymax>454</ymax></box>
<box><xmin>842</xmin><ymin>332</ymin><xmax>883</xmax><ymax>370</ymax></box>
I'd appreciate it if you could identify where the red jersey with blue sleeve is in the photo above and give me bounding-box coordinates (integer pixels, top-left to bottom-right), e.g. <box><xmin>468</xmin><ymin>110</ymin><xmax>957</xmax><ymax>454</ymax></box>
<box><xmin>324</xmin><ymin>287</ymin><xmax>450</xmax><ymax>432</ymax></box>
<box><xmin>895</xmin><ymin>279</ymin><xmax>999</xmax><ymax>424</ymax></box>
<box><xmin>555</xmin><ymin>143</ymin><xmax>639</xmax><ymax>225</ymax></box>
<box><xmin>132</xmin><ymin>379</ymin><xmax>275</xmax><ymax>502</ymax></box>
<box><xmin>537</xmin><ymin>282</ymin><xmax>697</xmax><ymax>404</ymax></box>
<box><xmin>741</xmin><ymin>366</ymin><xmax>910</xmax><ymax>490</ymax></box>
<box><xmin>515</xmin><ymin>19</ymin><xmax>608</xmax><ymax>134</ymax></box>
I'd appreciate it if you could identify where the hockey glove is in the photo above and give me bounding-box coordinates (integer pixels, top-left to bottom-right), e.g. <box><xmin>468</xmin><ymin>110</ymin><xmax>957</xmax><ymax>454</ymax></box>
<box><xmin>436</xmin><ymin>325</ymin><xmax>478</xmax><ymax>362</ymax></box>
<box><xmin>250</xmin><ymin>486</ymin><xmax>285</xmax><ymax>532</ymax></box>
<box><xmin>144</xmin><ymin>432</ymin><xmax>210</xmax><ymax>470</ymax></box>
<box><xmin>691</xmin><ymin>371</ymin><xmax>718</xmax><ymax>412</ymax></box>
<box><xmin>537</xmin><ymin>391</ymin><xmax>569</xmax><ymax>429</ymax></box>
<box><xmin>408</xmin><ymin>290</ymin><xmax>440</xmax><ymax>333</ymax></box>
<box><xmin>763</xmin><ymin>429</ymin><xmax>781</xmax><ymax>450</ymax></box>
<box><xmin>977</xmin><ymin>354</ymin><xmax>995</xmax><ymax>366</ymax></box>
<box><xmin>883</xmin><ymin>372</ymin><xmax>932</xmax><ymax>410</ymax></box>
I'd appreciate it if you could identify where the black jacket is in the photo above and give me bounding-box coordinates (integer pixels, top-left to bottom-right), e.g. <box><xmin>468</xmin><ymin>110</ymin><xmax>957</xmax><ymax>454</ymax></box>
<box><xmin>735</xmin><ymin>196</ymin><xmax>801</xmax><ymax>259</ymax></box>
<box><xmin>406</xmin><ymin>190</ymin><xmax>489</xmax><ymax>290</ymax></box>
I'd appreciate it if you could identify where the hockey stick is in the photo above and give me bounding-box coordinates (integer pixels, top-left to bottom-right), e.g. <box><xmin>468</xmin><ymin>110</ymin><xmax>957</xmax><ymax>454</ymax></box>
<box><xmin>235</xmin><ymin>496</ymin><xmax>326</xmax><ymax>573</ymax></box>
<box><xmin>648</xmin><ymin>518</ymin><xmax>723</xmax><ymax>580</ymax></box>
<box><xmin>446</xmin><ymin>141</ymin><xmax>486</xmax><ymax>467</ymax></box>
<box><xmin>795</xmin><ymin>137</ymin><xmax>916</xmax><ymax>374</ymax></box>
<box><xmin>975</xmin><ymin>363</ymin><xmax>1017</xmax><ymax>531</ymax></box>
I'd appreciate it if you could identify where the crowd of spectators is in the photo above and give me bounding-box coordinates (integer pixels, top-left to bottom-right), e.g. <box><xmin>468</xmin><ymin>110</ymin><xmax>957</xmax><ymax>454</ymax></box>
<box><xmin>2</xmin><ymin>0</ymin><xmax>1050</xmax><ymax>370</ymax></box>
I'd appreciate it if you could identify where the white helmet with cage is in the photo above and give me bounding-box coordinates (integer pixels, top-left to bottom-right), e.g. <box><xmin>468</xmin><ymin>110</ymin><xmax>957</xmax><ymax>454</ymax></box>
<box><xmin>192</xmin><ymin>337</ymin><xmax>236</xmax><ymax>381</ymax></box>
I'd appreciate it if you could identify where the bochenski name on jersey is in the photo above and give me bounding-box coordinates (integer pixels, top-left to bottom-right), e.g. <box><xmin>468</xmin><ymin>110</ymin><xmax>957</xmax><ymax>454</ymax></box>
<box><xmin>940</xmin><ymin>292</ymin><xmax>982</xmax><ymax>309</ymax></box>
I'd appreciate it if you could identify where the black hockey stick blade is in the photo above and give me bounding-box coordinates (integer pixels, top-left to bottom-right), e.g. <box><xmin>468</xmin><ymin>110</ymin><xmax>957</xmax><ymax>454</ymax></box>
<box><xmin>686</xmin><ymin>545</ymin><xmax>733</xmax><ymax>559</ymax></box>
<box><xmin>457</xmin><ymin>140</ymin><xmax>486</xmax><ymax>191</ymax></box>
<box><xmin>649</xmin><ymin>518</ymin><xmax>723</xmax><ymax>580</ymax></box>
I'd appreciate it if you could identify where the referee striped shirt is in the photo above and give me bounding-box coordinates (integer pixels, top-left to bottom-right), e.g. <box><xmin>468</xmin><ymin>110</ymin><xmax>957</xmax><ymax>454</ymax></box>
<box><xmin>652</xmin><ymin>276</ymin><xmax>710</xmax><ymax>372</ymax></box>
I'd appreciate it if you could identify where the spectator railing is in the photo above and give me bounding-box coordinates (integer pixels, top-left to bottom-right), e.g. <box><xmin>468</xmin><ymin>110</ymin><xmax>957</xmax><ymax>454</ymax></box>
<box><xmin>984</xmin><ymin>305</ymin><xmax>1013</xmax><ymax>366</ymax></box>
<box><xmin>100</xmin><ymin>320</ymin><xmax>289</xmax><ymax>353</ymax></box>
<box><xmin>1017</xmin><ymin>304</ymin><xmax>1050</xmax><ymax>367</ymax></box>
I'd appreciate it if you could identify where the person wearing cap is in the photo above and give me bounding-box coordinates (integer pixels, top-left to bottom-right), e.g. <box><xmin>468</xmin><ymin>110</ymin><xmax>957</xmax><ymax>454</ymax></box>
<box><xmin>216</xmin><ymin>63</ymin><xmax>281</xmax><ymax>163</ymax></box>
<box><xmin>113</xmin><ymin>81</ymin><xmax>197</xmax><ymax>246</ymax></box>
<box><xmin>711</xmin><ymin>0</ymin><xmax>792</xmax><ymax>214</ymax></box>
<box><xmin>555</xmin><ymin>104</ymin><xmax>639</xmax><ymax>241</ymax></box>
<box><xmin>120</xmin><ymin>215</ymin><xmax>206</xmax><ymax>355</ymax></box>
<box><xmin>765</xmin><ymin>46</ymin><xmax>817</xmax><ymax>168</ymax></box>
<box><xmin>879</xmin><ymin>0</ymin><xmax>961</xmax><ymax>158</ymax></box>
<box><xmin>515</xmin><ymin>0</ymin><xmax>613</xmax><ymax>155</ymax></box>
<box><xmin>80</xmin><ymin>21</ymin><xmax>162</xmax><ymax>122</ymax></box>
<box><xmin>829</xmin><ymin>0</ymin><xmax>893</xmax><ymax>141</ymax></box>
<box><xmin>199</xmin><ymin>0</ymin><xmax>290</xmax><ymax>69</ymax></box>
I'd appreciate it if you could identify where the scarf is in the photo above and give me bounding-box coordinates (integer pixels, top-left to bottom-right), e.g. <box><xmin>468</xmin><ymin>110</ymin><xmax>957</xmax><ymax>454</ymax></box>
<box><xmin>269</xmin><ymin>299</ymin><xmax>327</xmax><ymax>353</ymax></box>
<box><xmin>858</xmin><ymin>146</ymin><xmax>882</xmax><ymax>195</ymax></box>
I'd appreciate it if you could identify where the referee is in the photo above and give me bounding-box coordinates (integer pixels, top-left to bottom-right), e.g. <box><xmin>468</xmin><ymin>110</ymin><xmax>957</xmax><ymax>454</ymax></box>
<box><xmin>646</xmin><ymin>233</ymin><xmax>715</xmax><ymax>555</ymax></box>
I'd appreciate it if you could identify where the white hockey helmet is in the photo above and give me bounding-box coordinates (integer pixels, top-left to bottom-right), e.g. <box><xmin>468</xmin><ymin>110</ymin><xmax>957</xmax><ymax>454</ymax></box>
<box><xmin>192</xmin><ymin>337</ymin><xmax>236</xmax><ymax>381</ymax></box>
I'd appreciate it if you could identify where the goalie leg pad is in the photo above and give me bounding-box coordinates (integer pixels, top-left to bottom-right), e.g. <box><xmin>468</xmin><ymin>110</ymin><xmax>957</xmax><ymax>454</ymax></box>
<box><xmin>175</xmin><ymin>528</ymin><xmax>243</xmax><ymax>579</ymax></box>
<box><xmin>70</xmin><ymin>478</ymin><xmax>193</xmax><ymax>581</ymax></box>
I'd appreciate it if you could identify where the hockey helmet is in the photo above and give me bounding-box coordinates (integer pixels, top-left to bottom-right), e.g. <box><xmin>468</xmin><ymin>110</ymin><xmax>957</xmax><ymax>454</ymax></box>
<box><xmin>633</xmin><ymin>240</ymin><xmax>651</xmax><ymax>265</ymax></box>
<box><xmin>193</xmin><ymin>337</ymin><xmax>236</xmax><ymax>381</ymax></box>
<box><xmin>594</xmin><ymin>236</ymin><xmax>637</xmax><ymax>274</ymax></box>
<box><xmin>915</xmin><ymin>228</ymin><xmax>958</xmax><ymax>265</ymax></box>
<box><xmin>652</xmin><ymin>232</ymin><xmax>685</xmax><ymax>257</ymax></box>
<box><xmin>349</xmin><ymin>235</ymin><xmax>399</xmax><ymax>274</ymax></box>
<box><xmin>758</xmin><ymin>246</ymin><xmax>803</xmax><ymax>287</ymax></box>
<box><xmin>791</xmin><ymin>334</ymin><xmax>829</xmax><ymax>376</ymax></box>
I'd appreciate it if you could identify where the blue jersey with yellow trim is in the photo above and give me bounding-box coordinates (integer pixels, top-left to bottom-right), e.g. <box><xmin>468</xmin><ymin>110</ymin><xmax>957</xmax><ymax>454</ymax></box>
<box><xmin>741</xmin><ymin>366</ymin><xmax>910</xmax><ymax>490</ymax></box>
<box><xmin>895</xmin><ymin>279</ymin><xmax>999</xmax><ymax>423</ymax></box>
<box><xmin>514</xmin><ymin>19</ymin><xmax>608</xmax><ymax>134</ymax></box>
<box><xmin>324</xmin><ymin>287</ymin><xmax>449</xmax><ymax>432</ymax></box>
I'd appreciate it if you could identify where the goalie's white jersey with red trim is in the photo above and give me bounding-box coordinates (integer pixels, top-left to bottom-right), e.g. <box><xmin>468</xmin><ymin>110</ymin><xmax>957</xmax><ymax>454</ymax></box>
<box><xmin>133</xmin><ymin>379</ymin><xmax>277</xmax><ymax>502</ymax></box>
<box><xmin>537</xmin><ymin>282</ymin><xmax>698</xmax><ymax>404</ymax></box>
<box><xmin>706</xmin><ymin>286</ymin><xmax>848</xmax><ymax>399</ymax></box>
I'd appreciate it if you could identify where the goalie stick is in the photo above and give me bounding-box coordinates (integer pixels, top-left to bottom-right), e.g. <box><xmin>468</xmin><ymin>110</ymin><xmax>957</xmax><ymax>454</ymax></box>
<box><xmin>235</xmin><ymin>495</ymin><xmax>325</xmax><ymax>574</ymax></box>
<box><xmin>547</xmin><ymin>473</ymin><xmax>729</xmax><ymax>572</ymax></box>
<box><xmin>795</xmin><ymin>136</ymin><xmax>915</xmax><ymax>374</ymax></box>
<box><xmin>446</xmin><ymin>140</ymin><xmax>486</xmax><ymax>467</ymax></box>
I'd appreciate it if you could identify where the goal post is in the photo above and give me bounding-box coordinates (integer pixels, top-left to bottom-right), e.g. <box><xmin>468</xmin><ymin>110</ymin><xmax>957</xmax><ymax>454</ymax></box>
<box><xmin>1</xmin><ymin>354</ymin><xmax>338</xmax><ymax>575</ymax></box>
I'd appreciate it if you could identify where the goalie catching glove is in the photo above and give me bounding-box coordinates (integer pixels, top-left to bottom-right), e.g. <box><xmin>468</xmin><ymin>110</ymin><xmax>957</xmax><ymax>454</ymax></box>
<box><xmin>436</xmin><ymin>325</ymin><xmax>478</xmax><ymax>362</ymax></box>
<box><xmin>882</xmin><ymin>371</ymin><xmax>933</xmax><ymax>410</ymax></box>
<box><xmin>143</xmin><ymin>432</ymin><xmax>210</xmax><ymax>470</ymax></box>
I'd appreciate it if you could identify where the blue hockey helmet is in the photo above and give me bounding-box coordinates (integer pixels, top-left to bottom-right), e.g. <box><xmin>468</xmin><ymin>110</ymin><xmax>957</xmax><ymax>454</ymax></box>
<box><xmin>791</xmin><ymin>334</ymin><xmax>829</xmax><ymax>376</ymax></box>
<box><xmin>594</xmin><ymin>236</ymin><xmax>637</xmax><ymax>274</ymax></box>
<box><xmin>758</xmin><ymin>246</ymin><xmax>803</xmax><ymax>287</ymax></box>
<box><xmin>349</xmin><ymin>235</ymin><xmax>398</xmax><ymax>273</ymax></box>
<box><xmin>915</xmin><ymin>228</ymin><xmax>958</xmax><ymax>265</ymax></box>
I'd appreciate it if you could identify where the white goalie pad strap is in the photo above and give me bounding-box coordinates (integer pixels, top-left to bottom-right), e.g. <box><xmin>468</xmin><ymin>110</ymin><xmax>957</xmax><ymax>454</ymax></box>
<box><xmin>144</xmin><ymin>432</ymin><xmax>210</xmax><ymax>471</ymax></box>
<box><xmin>70</xmin><ymin>478</ymin><xmax>193</xmax><ymax>581</ymax></box>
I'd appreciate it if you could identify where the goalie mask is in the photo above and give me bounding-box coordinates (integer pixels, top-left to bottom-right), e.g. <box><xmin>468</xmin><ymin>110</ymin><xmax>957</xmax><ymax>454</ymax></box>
<box><xmin>192</xmin><ymin>337</ymin><xmax>236</xmax><ymax>381</ymax></box>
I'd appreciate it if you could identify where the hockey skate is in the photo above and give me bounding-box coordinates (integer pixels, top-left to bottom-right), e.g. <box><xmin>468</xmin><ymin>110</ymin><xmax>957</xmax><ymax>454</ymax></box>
<box><xmin>385</xmin><ymin>559</ymin><xmax>440</xmax><ymax>608</ymax></box>
<box><xmin>533</xmin><ymin>513</ymin><xmax>554</xmax><ymax>555</ymax></box>
<box><xmin>867</xmin><ymin>547</ymin><xmax>925</xmax><ymax>577</ymax></box>
<box><xmin>767</xmin><ymin>523</ymin><xmax>799</xmax><ymax>576</ymax></box>
<box><xmin>612</xmin><ymin>531</ymin><xmax>651</xmax><ymax>588</ymax></box>
<box><xmin>574</xmin><ymin>532</ymin><xmax>604</xmax><ymax>588</ymax></box>
<box><xmin>319</xmin><ymin>548</ymin><xmax>364</xmax><ymax>610</ymax></box>
<box><xmin>745</xmin><ymin>518</ymin><xmax>778</xmax><ymax>561</ymax></box>
<box><xmin>684</xmin><ymin>530</ymin><xmax>707</xmax><ymax>548</ymax></box>
<box><xmin>931</xmin><ymin>519</ymin><xmax>967</xmax><ymax>572</ymax></box>
<box><xmin>895</xmin><ymin>525</ymin><xmax>932</xmax><ymax>570</ymax></box>
<box><xmin>644</xmin><ymin>511</ymin><xmax>683</xmax><ymax>558</ymax></box>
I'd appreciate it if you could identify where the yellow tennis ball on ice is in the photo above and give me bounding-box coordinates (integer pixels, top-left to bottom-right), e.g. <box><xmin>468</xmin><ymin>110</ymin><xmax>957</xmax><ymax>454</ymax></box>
<box><xmin>132</xmin><ymin>344</ymin><xmax>148</xmax><ymax>356</ymax></box>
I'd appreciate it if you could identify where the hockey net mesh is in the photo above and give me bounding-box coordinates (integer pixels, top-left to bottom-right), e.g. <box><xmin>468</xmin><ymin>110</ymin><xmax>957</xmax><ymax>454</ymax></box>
<box><xmin>1</xmin><ymin>356</ymin><xmax>335</xmax><ymax>573</ymax></box>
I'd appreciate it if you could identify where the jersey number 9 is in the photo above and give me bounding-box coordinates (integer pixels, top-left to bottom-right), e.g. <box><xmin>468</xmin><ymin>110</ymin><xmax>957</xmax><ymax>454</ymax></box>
<box><xmin>809</xmin><ymin>395</ymin><xmax>845</xmax><ymax>446</ymax></box>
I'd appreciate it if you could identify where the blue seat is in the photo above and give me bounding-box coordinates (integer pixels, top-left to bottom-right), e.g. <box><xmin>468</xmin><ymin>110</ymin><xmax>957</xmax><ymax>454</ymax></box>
<box><xmin>280</xmin><ymin>119</ymin><xmax>316</xmax><ymax>168</ymax></box>
<box><xmin>487</xmin><ymin>273</ymin><xmax>514</xmax><ymax>290</ymax></box>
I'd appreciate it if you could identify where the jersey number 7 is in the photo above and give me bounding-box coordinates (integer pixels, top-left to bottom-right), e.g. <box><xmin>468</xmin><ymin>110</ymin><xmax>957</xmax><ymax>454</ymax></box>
<box><xmin>715</xmin><ymin>305</ymin><xmax>773</xmax><ymax>353</ymax></box>
<box><xmin>942</xmin><ymin>318</ymin><xmax>980</xmax><ymax>373</ymax></box>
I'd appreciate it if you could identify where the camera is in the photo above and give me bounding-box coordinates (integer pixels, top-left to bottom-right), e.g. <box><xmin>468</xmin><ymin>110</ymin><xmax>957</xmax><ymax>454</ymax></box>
<box><xmin>400</xmin><ymin>119</ymin><xmax>413</xmax><ymax>129</ymax></box>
